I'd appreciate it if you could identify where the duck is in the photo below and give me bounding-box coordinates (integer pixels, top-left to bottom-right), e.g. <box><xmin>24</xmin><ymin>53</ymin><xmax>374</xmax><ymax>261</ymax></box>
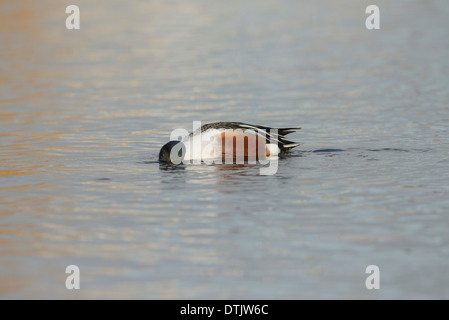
<box><xmin>159</xmin><ymin>122</ymin><xmax>301</xmax><ymax>164</ymax></box>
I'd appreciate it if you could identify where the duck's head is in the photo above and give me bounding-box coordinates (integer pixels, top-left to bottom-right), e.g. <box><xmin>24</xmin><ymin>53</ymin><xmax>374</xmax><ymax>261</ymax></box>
<box><xmin>158</xmin><ymin>141</ymin><xmax>185</xmax><ymax>164</ymax></box>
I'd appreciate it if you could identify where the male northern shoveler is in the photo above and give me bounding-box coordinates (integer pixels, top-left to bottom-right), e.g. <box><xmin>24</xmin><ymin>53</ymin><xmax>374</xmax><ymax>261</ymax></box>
<box><xmin>159</xmin><ymin>122</ymin><xmax>301</xmax><ymax>163</ymax></box>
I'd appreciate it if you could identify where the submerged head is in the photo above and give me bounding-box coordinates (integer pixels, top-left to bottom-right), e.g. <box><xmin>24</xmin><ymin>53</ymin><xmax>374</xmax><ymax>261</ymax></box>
<box><xmin>158</xmin><ymin>140</ymin><xmax>185</xmax><ymax>163</ymax></box>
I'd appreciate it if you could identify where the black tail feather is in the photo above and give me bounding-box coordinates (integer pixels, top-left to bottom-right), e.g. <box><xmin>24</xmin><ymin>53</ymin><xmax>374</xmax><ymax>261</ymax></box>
<box><xmin>270</xmin><ymin>127</ymin><xmax>302</xmax><ymax>152</ymax></box>
<box><xmin>278</xmin><ymin>127</ymin><xmax>301</xmax><ymax>136</ymax></box>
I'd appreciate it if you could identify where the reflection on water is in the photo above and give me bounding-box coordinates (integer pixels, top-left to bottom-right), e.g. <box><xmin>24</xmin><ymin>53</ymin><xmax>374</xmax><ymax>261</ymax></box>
<box><xmin>1</xmin><ymin>0</ymin><xmax>449</xmax><ymax>299</ymax></box>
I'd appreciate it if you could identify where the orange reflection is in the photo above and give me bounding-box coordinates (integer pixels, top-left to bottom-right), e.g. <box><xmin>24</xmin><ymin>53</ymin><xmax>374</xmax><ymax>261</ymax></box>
<box><xmin>0</xmin><ymin>2</ymin><xmax>68</xmax><ymax>224</ymax></box>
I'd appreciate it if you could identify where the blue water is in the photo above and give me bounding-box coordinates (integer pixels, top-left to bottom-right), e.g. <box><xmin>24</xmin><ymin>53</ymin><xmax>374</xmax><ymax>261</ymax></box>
<box><xmin>1</xmin><ymin>0</ymin><xmax>449</xmax><ymax>298</ymax></box>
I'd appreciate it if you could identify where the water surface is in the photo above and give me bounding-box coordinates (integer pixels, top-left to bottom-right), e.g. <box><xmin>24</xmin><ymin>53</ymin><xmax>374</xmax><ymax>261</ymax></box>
<box><xmin>1</xmin><ymin>0</ymin><xmax>449</xmax><ymax>299</ymax></box>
